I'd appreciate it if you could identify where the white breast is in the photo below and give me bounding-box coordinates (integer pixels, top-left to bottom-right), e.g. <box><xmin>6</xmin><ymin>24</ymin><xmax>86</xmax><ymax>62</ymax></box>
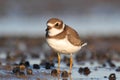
<box><xmin>46</xmin><ymin>37</ymin><xmax>81</xmax><ymax>54</ymax></box>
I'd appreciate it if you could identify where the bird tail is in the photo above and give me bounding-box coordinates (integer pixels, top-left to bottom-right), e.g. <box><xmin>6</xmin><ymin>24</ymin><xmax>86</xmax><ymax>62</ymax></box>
<box><xmin>81</xmin><ymin>42</ymin><xmax>87</xmax><ymax>47</ymax></box>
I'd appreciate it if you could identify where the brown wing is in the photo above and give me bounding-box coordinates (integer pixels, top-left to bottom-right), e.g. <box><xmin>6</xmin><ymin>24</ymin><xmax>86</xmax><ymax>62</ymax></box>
<box><xmin>66</xmin><ymin>25</ymin><xmax>83</xmax><ymax>46</ymax></box>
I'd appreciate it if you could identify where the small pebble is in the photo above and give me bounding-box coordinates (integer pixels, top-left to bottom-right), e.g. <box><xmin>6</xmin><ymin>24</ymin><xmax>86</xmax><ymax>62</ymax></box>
<box><xmin>19</xmin><ymin>65</ymin><xmax>26</xmax><ymax>71</ymax></box>
<box><xmin>104</xmin><ymin>76</ymin><xmax>107</xmax><ymax>78</ymax></box>
<box><xmin>61</xmin><ymin>71</ymin><xmax>69</xmax><ymax>78</ymax></box>
<box><xmin>51</xmin><ymin>69</ymin><xmax>58</xmax><ymax>77</ymax></box>
<box><xmin>26</xmin><ymin>68</ymin><xmax>33</xmax><ymax>75</ymax></box>
<box><xmin>109</xmin><ymin>73</ymin><xmax>116</xmax><ymax>80</ymax></box>
<box><xmin>83</xmin><ymin>67</ymin><xmax>91</xmax><ymax>75</ymax></box>
<box><xmin>78</xmin><ymin>67</ymin><xmax>83</xmax><ymax>74</ymax></box>
<box><xmin>24</xmin><ymin>61</ymin><xmax>30</xmax><ymax>67</ymax></box>
<box><xmin>115</xmin><ymin>67</ymin><xmax>120</xmax><ymax>72</ymax></box>
<box><xmin>45</xmin><ymin>62</ymin><xmax>51</xmax><ymax>69</ymax></box>
<box><xmin>12</xmin><ymin>66</ymin><xmax>20</xmax><ymax>74</ymax></box>
<box><xmin>33</xmin><ymin>64</ymin><xmax>40</xmax><ymax>69</ymax></box>
<box><xmin>45</xmin><ymin>62</ymin><xmax>54</xmax><ymax>69</ymax></box>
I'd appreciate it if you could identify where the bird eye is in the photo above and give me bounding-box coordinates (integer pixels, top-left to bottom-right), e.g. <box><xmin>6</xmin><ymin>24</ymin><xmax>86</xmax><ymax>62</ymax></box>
<box><xmin>55</xmin><ymin>23</ymin><xmax>59</xmax><ymax>26</ymax></box>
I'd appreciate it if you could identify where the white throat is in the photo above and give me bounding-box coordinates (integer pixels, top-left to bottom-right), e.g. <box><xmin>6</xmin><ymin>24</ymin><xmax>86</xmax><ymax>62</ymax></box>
<box><xmin>48</xmin><ymin>24</ymin><xmax>65</xmax><ymax>36</ymax></box>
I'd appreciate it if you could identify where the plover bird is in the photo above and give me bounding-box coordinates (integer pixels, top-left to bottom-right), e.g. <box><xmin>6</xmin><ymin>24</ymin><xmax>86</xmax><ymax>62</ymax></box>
<box><xmin>45</xmin><ymin>18</ymin><xmax>87</xmax><ymax>74</ymax></box>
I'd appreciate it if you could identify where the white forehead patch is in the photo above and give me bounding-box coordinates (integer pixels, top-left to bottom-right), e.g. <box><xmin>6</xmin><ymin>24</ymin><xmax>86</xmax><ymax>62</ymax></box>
<box><xmin>47</xmin><ymin>23</ymin><xmax>54</xmax><ymax>27</ymax></box>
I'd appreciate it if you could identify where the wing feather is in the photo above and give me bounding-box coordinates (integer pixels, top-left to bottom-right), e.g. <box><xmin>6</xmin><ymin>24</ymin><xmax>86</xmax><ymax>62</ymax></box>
<box><xmin>66</xmin><ymin>25</ymin><xmax>83</xmax><ymax>46</ymax></box>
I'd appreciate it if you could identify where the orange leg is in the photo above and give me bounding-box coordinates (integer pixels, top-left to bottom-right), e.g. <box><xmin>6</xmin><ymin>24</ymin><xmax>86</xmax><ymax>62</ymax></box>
<box><xmin>69</xmin><ymin>53</ymin><xmax>73</xmax><ymax>74</ymax></box>
<box><xmin>57</xmin><ymin>53</ymin><xmax>61</xmax><ymax>74</ymax></box>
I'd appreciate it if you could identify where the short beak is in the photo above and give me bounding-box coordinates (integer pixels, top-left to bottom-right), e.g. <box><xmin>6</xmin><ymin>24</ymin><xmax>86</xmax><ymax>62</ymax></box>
<box><xmin>45</xmin><ymin>28</ymin><xmax>48</xmax><ymax>31</ymax></box>
<box><xmin>45</xmin><ymin>26</ymin><xmax>52</xmax><ymax>31</ymax></box>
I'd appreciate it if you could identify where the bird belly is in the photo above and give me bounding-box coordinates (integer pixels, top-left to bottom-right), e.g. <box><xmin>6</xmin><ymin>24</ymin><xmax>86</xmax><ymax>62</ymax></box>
<box><xmin>47</xmin><ymin>38</ymin><xmax>81</xmax><ymax>54</ymax></box>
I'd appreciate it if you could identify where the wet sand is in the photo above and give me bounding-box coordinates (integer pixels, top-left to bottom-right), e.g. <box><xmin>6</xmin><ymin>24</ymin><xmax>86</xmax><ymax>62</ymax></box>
<box><xmin>0</xmin><ymin>36</ymin><xmax>120</xmax><ymax>80</ymax></box>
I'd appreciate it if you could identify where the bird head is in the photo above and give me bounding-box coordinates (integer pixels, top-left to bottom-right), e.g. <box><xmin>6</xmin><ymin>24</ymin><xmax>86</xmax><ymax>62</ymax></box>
<box><xmin>46</xmin><ymin>18</ymin><xmax>65</xmax><ymax>36</ymax></box>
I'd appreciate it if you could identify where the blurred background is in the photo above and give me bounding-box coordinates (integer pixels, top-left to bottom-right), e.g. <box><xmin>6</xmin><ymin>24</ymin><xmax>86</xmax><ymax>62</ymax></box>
<box><xmin>0</xmin><ymin>0</ymin><xmax>120</xmax><ymax>36</ymax></box>
<box><xmin>0</xmin><ymin>1</ymin><xmax>120</xmax><ymax>79</ymax></box>
<box><xmin>0</xmin><ymin>0</ymin><xmax>119</xmax><ymax>63</ymax></box>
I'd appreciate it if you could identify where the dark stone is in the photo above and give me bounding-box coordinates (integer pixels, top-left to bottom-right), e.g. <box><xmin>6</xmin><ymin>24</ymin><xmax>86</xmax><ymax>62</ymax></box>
<box><xmin>78</xmin><ymin>67</ymin><xmax>83</xmax><ymax>74</ymax></box>
<box><xmin>19</xmin><ymin>60</ymin><xmax>30</xmax><ymax>68</ymax></box>
<box><xmin>45</xmin><ymin>62</ymin><xmax>51</xmax><ymax>69</ymax></box>
<box><xmin>104</xmin><ymin>76</ymin><xmax>107</xmax><ymax>78</ymax></box>
<box><xmin>25</xmin><ymin>61</ymin><xmax>30</xmax><ymax>67</ymax></box>
<box><xmin>115</xmin><ymin>67</ymin><xmax>120</xmax><ymax>72</ymax></box>
<box><xmin>33</xmin><ymin>64</ymin><xmax>40</xmax><ymax>69</ymax></box>
<box><xmin>45</xmin><ymin>62</ymin><xmax>54</xmax><ymax>69</ymax></box>
<box><xmin>51</xmin><ymin>69</ymin><xmax>58</xmax><ymax>77</ymax></box>
<box><xmin>26</xmin><ymin>68</ymin><xmax>33</xmax><ymax>75</ymax></box>
<box><xmin>61</xmin><ymin>71</ymin><xmax>69</xmax><ymax>78</ymax></box>
<box><xmin>83</xmin><ymin>67</ymin><xmax>91</xmax><ymax>76</ymax></box>
<box><xmin>109</xmin><ymin>73</ymin><xmax>116</xmax><ymax>80</ymax></box>
<box><xmin>12</xmin><ymin>66</ymin><xmax>20</xmax><ymax>74</ymax></box>
<box><xmin>19</xmin><ymin>64</ymin><xmax>26</xmax><ymax>71</ymax></box>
